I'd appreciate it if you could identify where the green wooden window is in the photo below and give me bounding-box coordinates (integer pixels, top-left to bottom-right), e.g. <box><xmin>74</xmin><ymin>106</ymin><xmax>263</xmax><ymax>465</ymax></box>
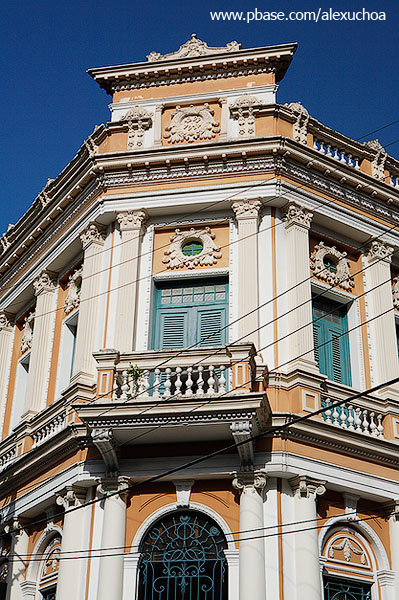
<box><xmin>312</xmin><ymin>296</ymin><xmax>352</xmax><ymax>386</ymax></box>
<box><xmin>323</xmin><ymin>577</ymin><xmax>371</xmax><ymax>599</ymax></box>
<box><xmin>152</xmin><ymin>279</ymin><xmax>228</xmax><ymax>349</ymax></box>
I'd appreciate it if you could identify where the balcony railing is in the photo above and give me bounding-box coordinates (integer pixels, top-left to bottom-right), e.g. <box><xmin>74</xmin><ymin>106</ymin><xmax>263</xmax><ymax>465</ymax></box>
<box><xmin>321</xmin><ymin>397</ymin><xmax>384</xmax><ymax>438</ymax></box>
<box><xmin>31</xmin><ymin>410</ymin><xmax>67</xmax><ymax>449</ymax></box>
<box><xmin>313</xmin><ymin>138</ymin><xmax>361</xmax><ymax>170</ymax></box>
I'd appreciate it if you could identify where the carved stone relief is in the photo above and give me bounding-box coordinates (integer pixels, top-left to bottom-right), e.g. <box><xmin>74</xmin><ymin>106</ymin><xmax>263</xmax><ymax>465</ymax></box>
<box><xmin>283</xmin><ymin>202</ymin><xmax>313</xmax><ymax>229</ymax></box>
<box><xmin>162</xmin><ymin>227</ymin><xmax>222</xmax><ymax>269</ymax></box>
<box><xmin>365</xmin><ymin>139</ymin><xmax>387</xmax><ymax>182</ymax></box>
<box><xmin>285</xmin><ymin>101</ymin><xmax>310</xmax><ymax>145</ymax></box>
<box><xmin>21</xmin><ymin>311</ymin><xmax>35</xmax><ymax>353</ymax></box>
<box><xmin>164</xmin><ymin>104</ymin><xmax>220</xmax><ymax>143</ymax></box>
<box><xmin>310</xmin><ymin>241</ymin><xmax>354</xmax><ymax>291</ymax></box>
<box><xmin>230</xmin><ymin>94</ymin><xmax>262</xmax><ymax>137</ymax></box>
<box><xmin>392</xmin><ymin>276</ymin><xmax>399</xmax><ymax>309</ymax></box>
<box><xmin>328</xmin><ymin>537</ymin><xmax>366</xmax><ymax>564</ymax></box>
<box><xmin>64</xmin><ymin>267</ymin><xmax>83</xmax><ymax>315</ymax></box>
<box><xmin>123</xmin><ymin>106</ymin><xmax>152</xmax><ymax>149</ymax></box>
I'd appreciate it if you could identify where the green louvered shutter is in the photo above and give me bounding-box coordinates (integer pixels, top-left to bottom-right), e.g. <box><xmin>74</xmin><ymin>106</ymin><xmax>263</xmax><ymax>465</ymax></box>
<box><xmin>158</xmin><ymin>310</ymin><xmax>188</xmax><ymax>349</ymax></box>
<box><xmin>313</xmin><ymin>322</ymin><xmax>321</xmax><ymax>366</ymax></box>
<box><xmin>197</xmin><ymin>307</ymin><xmax>226</xmax><ymax>346</ymax></box>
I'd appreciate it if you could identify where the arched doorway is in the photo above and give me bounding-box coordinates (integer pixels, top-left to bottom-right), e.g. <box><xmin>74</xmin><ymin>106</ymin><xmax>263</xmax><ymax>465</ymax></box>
<box><xmin>137</xmin><ymin>510</ymin><xmax>228</xmax><ymax>600</ymax></box>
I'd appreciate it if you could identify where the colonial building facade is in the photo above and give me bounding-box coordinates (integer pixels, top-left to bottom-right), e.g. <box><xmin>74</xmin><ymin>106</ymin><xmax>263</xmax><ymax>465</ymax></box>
<box><xmin>1</xmin><ymin>34</ymin><xmax>399</xmax><ymax>600</ymax></box>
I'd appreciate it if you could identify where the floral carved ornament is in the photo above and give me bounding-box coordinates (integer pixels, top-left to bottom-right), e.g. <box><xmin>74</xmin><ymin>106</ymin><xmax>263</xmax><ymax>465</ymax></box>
<box><xmin>164</xmin><ymin>104</ymin><xmax>220</xmax><ymax>143</ymax></box>
<box><xmin>310</xmin><ymin>241</ymin><xmax>354</xmax><ymax>291</ymax></box>
<box><xmin>162</xmin><ymin>227</ymin><xmax>222</xmax><ymax>270</ymax></box>
<box><xmin>64</xmin><ymin>267</ymin><xmax>83</xmax><ymax>315</ymax></box>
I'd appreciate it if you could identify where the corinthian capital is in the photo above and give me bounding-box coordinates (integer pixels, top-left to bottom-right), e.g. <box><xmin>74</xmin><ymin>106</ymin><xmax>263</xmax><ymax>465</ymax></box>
<box><xmin>232</xmin><ymin>470</ymin><xmax>267</xmax><ymax>493</ymax></box>
<box><xmin>33</xmin><ymin>270</ymin><xmax>57</xmax><ymax>296</ymax></box>
<box><xmin>367</xmin><ymin>240</ymin><xmax>394</xmax><ymax>263</ymax></box>
<box><xmin>117</xmin><ymin>210</ymin><xmax>148</xmax><ymax>231</ymax></box>
<box><xmin>231</xmin><ymin>199</ymin><xmax>262</xmax><ymax>220</ymax></box>
<box><xmin>56</xmin><ymin>485</ymin><xmax>86</xmax><ymax>509</ymax></box>
<box><xmin>0</xmin><ymin>312</ymin><xmax>13</xmax><ymax>331</ymax></box>
<box><xmin>283</xmin><ymin>202</ymin><xmax>313</xmax><ymax>229</ymax></box>
<box><xmin>97</xmin><ymin>476</ymin><xmax>131</xmax><ymax>501</ymax></box>
<box><xmin>80</xmin><ymin>222</ymin><xmax>106</xmax><ymax>249</ymax></box>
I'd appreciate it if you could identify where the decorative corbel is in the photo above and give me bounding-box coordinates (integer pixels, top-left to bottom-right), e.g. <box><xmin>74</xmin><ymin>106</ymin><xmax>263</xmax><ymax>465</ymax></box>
<box><xmin>91</xmin><ymin>428</ymin><xmax>119</xmax><ymax>475</ymax></box>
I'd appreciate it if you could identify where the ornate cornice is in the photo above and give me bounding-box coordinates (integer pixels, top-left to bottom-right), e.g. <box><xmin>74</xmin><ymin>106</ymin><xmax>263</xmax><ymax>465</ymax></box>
<box><xmin>231</xmin><ymin>198</ymin><xmax>262</xmax><ymax>219</ymax></box>
<box><xmin>283</xmin><ymin>201</ymin><xmax>313</xmax><ymax>229</ymax></box>
<box><xmin>33</xmin><ymin>270</ymin><xmax>57</xmax><ymax>296</ymax></box>
<box><xmin>367</xmin><ymin>240</ymin><xmax>394</xmax><ymax>262</ymax></box>
<box><xmin>117</xmin><ymin>210</ymin><xmax>148</xmax><ymax>231</ymax></box>
<box><xmin>80</xmin><ymin>222</ymin><xmax>106</xmax><ymax>249</ymax></box>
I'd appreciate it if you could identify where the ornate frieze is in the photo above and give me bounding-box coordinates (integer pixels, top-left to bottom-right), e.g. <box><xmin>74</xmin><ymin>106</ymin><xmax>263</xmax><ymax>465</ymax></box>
<box><xmin>282</xmin><ymin>202</ymin><xmax>313</xmax><ymax>229</ymax></box>
<box><xmin>64</xmin><ymin>267</ymin><xmax>83</xmax><ymax>315</ymax></box>
<box><xmin>147</xmin><ymin>33</ymin><xmax>241</xmax><ymax>62</ymax></box>
<box><xmin>162</xmin><ymin>227</ymin><xmax>222</xmax><ymax>269</ymax></box>
<box><xmin>122</xmin><ymin>106</ymin><xmax>152</xmax><ymax>149</ymax></box>
<box><xmin>310</xmin><ymin>241</ymin><xmax>354</xmax><ymax>291</ymax></box>
<box><xmin>285</xmin><ymin>101</ymin><xmax>310</xmax><ymax>145</ymax></box>
<box><xmin>164</xmin><ymin>104</ymin><xmax>220</xmax><ymax>144</ymax></box>
<box><xmin>80</xmin><ymin>223</ymin><xmax>106</xmax><ymax>249</ymax></box>
<box><xmin>21</xmin><ymin>311</ymin><xmax>35</xmax><ymax>353</ymax></box>
<box><xmin>231</xmin><ymin>198</ymin><xmax>262</xmax><ymax>219</ymax></box>
<box><xmin>365</xmin><ymin>139</ymin><xmax>387</xmax><ymax>181</ymax></box>
<box><xmin>367</xmin><ymin>239</ymin><xmax>394</xmax><ymax>262</ymax></box>
<box><xmin>33</xmin><ymin>271</ymin><xmax>57</xmax><ymax>296</ymax></box>
<box><xmin>117</xmin><ymin>209</ymin><xmax>148</xmax><ymax>230</ymax></box>
<box><xmin>230</xmin><ymin>94</ymin><xmax>262</xmax><ymax>137</ymax></box>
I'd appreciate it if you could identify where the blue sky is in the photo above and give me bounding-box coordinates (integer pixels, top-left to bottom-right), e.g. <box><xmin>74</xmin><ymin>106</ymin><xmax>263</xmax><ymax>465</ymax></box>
<box><xmin>1</xmin><ymin>0</ymin><xmax>398</xmax><ymax>235</ymax></box>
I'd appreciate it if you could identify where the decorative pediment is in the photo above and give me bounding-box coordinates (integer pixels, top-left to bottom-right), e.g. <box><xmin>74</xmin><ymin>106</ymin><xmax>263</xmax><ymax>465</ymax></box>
<box><xmin>162</xmin><ymin>227</ymin><xmax>222</xmax><ymax>269</ymax></box>
<box><xmin>310</xmin><ymin>241</ymin><xmax>354</xmax><ymax>291</ymax></box>
<box><xmin>147</xmin><ymin>34</ymin><xmax>241</xmax><ymax>62</ymax></box>
<box><xmin>164</xmin><ymin>104</ymin><xmax>220</xmax><ymax>144</ymax></box>
<box><xmin>64</xmin><ymin>267</ymin><xmax>83</xmax><ymax>315</ymax></box>
<box><xmin>122</xmin><ymin>106</ymin><xmax>152</xmax><ymax>149</ymax></box>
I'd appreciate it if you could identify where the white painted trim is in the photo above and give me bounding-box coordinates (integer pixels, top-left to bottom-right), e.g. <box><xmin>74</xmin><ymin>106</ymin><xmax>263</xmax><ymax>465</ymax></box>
<box><xmin>153</xmin><ymin>268</ymin><xmax>229</xmax><ymax>281</ymax></box>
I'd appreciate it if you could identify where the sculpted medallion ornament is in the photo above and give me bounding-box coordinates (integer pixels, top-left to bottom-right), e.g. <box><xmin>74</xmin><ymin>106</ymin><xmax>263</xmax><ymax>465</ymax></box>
<box><xmin>64</xmin><ymin>267</ymin><xmax>83</xmax><ymax>315</ymax></box>
<box><xmin>21</xmin><ymin>311</ymin><xmax>35</xmax><ymax>353</ymax></box>
<box><xmin>310</xmin><ymin>241</ymin><xmax>354</xmax><ymax>291</ymax></box>
<box><xmin>147</xmin><ymin>33</ymin><xmax>241</xmax><ymax>61</ymax></box>
<box><xmin>164</xmin><ymin>104</ymin><xmax>220</xmax><ymax>144</ymax></box>
<box><xmin>162</xmin><ymin>227</ymin><xmax>222</xmax><ymax>269</ymax></box>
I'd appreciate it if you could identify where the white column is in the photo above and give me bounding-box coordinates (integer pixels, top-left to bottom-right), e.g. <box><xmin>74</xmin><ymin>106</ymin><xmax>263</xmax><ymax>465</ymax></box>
<box><xmin>231</xmin><ymin>199</ymin><xmax>262</xmax><ymax>348</ymax></box>
<box><xmin>364</xmin><ymin>241</ymin><xmax>399</xmax><ymax>397</ymax></box>
<box><xmin>97</xmin><ymin>477</ymin><xmax>130</xmax><ymax>600</ymax></box>
<box><xmin>23</xmin><ymin>271</ymin><xmax>57</xmax><ymax>418</ymax></box>
<box><xmin>115</xmin><ymin>211</ymin><xmax>148</xmax><ymax>352</ymax></box>
<box><xmin>283</xmin><ymin>203</ymin><xmax>318</xmax><ymax>373</ymax></box>
<box><xmin>72</xmin><ymin>223</ymin><xmax>106</xmax><ymax>385</ymax></box>
<box><xmin>389</xmin><ymin>503</ymin><xmax>399</xmax><ymax>599</ymax></box>
<box><xmin>290</xmin><ymin>476</ymin><xmax>326</xmax><ymax>600</ymax></box>
<box><xmin>0</xmin><ymin>314</ymin><xmax>14</xmax><ymax>430</ymax></box>
<box><xmin>5</xmin><ymin>519</ymin><xmax>29</xmax><ymax>600</ymax></box>
<box><xmin>55</xmin><ymin>486</ymin><xmax>86</xmax><ymax>600</ymax></box>
<box><xmin>233</xmin><ymin>471</ymin><xmax>267</xmax><ymax>600</ymax></box>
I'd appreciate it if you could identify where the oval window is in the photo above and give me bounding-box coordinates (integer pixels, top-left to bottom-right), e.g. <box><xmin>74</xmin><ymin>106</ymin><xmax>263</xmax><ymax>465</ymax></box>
<box><xmin>182</xmin><ymin>241</ymin><xmax>203</xmax><ymax>256</ymax></box>
<box><xmin>323</xmin><ymin>256</ymin><xmax>338</xmax><ymax>274</ymax></box>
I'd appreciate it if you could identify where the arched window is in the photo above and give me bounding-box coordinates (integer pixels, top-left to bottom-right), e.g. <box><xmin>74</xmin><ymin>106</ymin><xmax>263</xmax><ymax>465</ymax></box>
<box><xmin>38</xmin><ymin>537</ymin><xmax>61</xmax><ymax>600</ymax></box>
<box><xmin>137</xmin><ymin>510</ymin><xmax>228</xmax><ymax>600</ymax></box>
<box><xmin>321</xmin><ymin>527</ymin><xmax>376</xmax><ymax>600</ymax></box>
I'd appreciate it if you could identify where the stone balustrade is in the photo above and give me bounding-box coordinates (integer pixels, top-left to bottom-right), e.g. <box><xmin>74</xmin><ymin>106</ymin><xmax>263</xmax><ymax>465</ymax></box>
<box><xmin>31</xmin><ymin>410</ymin><xmax>67</xmax><ymax>448</ymax></box>
<box><xmin>0</xmin><ymin>445</ymin><xmax>16</xmax><ymax>472</ymax></box>
<box><xmin>321</xmin><ymin>398</ymin><xmax>384</xmax><ymax>438</ymax></box>
<box><xmin>114</xmin><ymin>363</ymin><xmax>229</xmax><ymax>401</ymax></box>
<box><xmin>313</xmin><ymin>138</ymin><xmax>361</xmax><ymax>170</ymax></box>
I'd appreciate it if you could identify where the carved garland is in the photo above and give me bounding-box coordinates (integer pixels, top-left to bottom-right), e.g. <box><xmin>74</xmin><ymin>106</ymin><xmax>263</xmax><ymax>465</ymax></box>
<box><xmin>162</xmin><ymin>227</ymin><xmax>222</xmax><ymax>270</ymax></box>
<box><xmin>164</xmin><ymin>104</ymin><xmax>220</xmax><ymax>144</ymax></box>
<box><xmin>328</xmin><ymin>536</ymin><xmax>366</xmax><ymax>565</ymax></box>
<box><xmin>64</xmin><ymin>267</ymin><xmax>83</xmax><ymax>315</ymax></box>
<box><xmin>310</xmin><ymin>241</ymin><xmax>354</xmax><ymax>291</ymax></box>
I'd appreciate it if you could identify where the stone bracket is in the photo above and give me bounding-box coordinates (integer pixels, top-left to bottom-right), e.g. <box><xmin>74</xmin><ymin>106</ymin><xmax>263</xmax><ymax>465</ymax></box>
<box><xmin>91</xmin><ymin>428</ymin><xmax>119</xmax><ymax>475</ymax></box>
<box><xmin>230</xmin><ymin>420</ymin><xmax>255</xmax><ymax>468</ymax></box>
